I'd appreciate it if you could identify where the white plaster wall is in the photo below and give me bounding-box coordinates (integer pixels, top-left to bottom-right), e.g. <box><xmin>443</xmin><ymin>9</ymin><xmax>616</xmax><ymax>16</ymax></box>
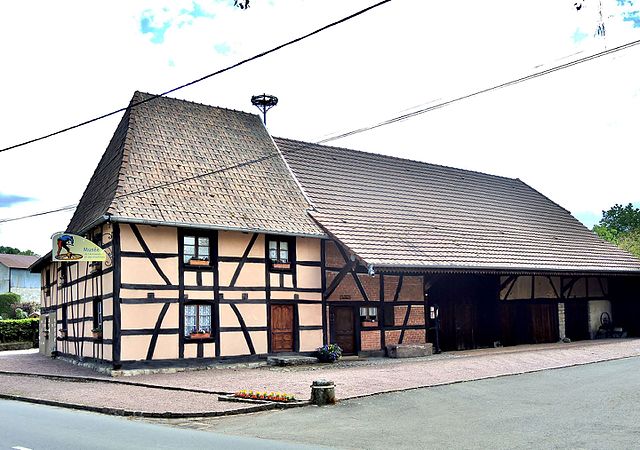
<box><xmin>588</xmin><ymin>300</ymin><xmax>612</xmax><ymax>339</ymax></box>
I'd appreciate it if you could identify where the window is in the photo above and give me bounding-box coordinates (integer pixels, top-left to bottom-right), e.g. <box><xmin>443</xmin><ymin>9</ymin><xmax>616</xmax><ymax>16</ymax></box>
<box><xmin>268</xmin><ymin>239</ymin><xmax>289</xmax><ymax>263</ymax></box>
<box><xmin>93</xmin><ymin>298</ymin><xmax>103</xmax><ymax>331</ymax></box>
<box><xmin>384</xmin><ymin>304</ymin><xmax>395</xmax><ymax>327</ymax></box>
<box><xmin>359</xmin><ymin>307</ymin><xmax>378</xmax><ymax>323</ymax></box>
<box><xmin>45</xmin><ymin>269</ymin><xmax>51</xmax><ymax>296</ymax></box>
<box><xmin>184</xmin><ymin>304</ymin><xmax>212</xmax><ymax>337</ymax></box>
<box><xmin>268</xmin><ymin>238</ymin><xmax>294</xmax><ymax>271</ymax></box>
<box><xmin>183</xmin><ymin>236</ymin><xmax>210</xmax><ymax>264</ymax></box>
<box><xmin>61</xmin><ymin>305</ymin><xmax>68</xmax><ymax>330</ymax></box>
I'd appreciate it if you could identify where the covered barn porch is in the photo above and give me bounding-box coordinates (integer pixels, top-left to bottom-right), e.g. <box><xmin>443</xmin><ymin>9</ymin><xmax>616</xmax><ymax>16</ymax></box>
<box><xmin>419</xmin><ymin>271</ymin><xmax>640</xmax><ymax>352</ymax></box>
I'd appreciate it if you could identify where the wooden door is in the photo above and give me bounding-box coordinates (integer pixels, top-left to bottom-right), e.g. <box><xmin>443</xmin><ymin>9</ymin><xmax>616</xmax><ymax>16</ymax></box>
<box><xmin>530</xmin><ymin>303</ymin><xmax>559</xmax><ymax>344</ymax></box>
<box><xmin>271</xmin><ymin>304</ymin><xmax>294</xmax><ymax>352</ymax></box>
<box><xmin>333</xmin><ymin>306</ymin><xmax>356</xmax><ymax>355</ymax></box>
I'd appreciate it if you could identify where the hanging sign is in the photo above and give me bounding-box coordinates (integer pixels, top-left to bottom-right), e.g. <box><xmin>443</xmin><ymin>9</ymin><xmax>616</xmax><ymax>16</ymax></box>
<box><xmin>51</xmin><ymin>232</ymin><xmax>107</xmax><ymax>262</ymax></box>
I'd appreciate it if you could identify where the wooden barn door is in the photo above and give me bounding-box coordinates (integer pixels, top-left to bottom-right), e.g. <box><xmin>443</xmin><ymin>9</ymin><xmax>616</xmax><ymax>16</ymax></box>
<box><xmin>271</xmin><ymin>304</ymin><xmax>294</xmax><ymax>353</ymax></box>
<box><xmin>530</xmin><ymin>303</ymin><xmax>559</xmax><ymax>344</ymax></box>
<box><xmin>332</xmin><ymin>306</ymin><xmax>356</xmax><ymax>355</ymax></box>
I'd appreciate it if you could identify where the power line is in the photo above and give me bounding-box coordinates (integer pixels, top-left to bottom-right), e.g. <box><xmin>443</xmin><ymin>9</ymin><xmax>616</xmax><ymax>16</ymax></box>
<box><xmin>2</xmin><ymin>34</ymin><xmax>639</xmax><ymax>225</ymax></box>
<box><xmin>0</xmin><ymin>0</ymin><xmax>392</xmax><ymax>154</ymax></box>
<box><xmin>317</xmin><ymin>36</ymin><xmax>640</xmax><ymax>143</ymax></box>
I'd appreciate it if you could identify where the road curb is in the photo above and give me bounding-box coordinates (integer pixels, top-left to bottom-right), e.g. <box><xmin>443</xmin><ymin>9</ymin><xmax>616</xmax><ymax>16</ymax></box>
<box><xmin>0</xmin><ymin>392</ymin><xmax>288</xmax><ymax>418</ymax></box>
<box><xmin>0</xmin><ymin>371</ymin><xmax>227</xmax><ymax>395</ymax></box>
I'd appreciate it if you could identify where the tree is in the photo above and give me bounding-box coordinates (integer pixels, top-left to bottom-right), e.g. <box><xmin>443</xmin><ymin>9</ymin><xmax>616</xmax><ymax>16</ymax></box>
<box><xmin>593</xmin><ymin>203</ymin><xmax>640</xmax><ymax>258</ymax></box>
<box><xmin>0</xmin><ymin>293</ymin><xmax>21</xmax><ymax>319</ymax></box>
<box><xmin>0</xmin><ymin>246</ymin><xmax>37</xmax><ymax>256</ymax></box>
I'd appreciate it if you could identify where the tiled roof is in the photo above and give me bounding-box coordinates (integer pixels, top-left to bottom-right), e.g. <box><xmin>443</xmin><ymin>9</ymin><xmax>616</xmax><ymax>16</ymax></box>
<box><xmin>0</xmin><ymin>254</ymin><xmax>39</xmax><ymax>269</ymax></box>
<box><xmin>277</xmin><ymin>137</ymin><xmax>640</xmax><ymax>273</ymax></box>
<box><xmin>67</xmin><ymin>92</ymin><xmax>323</xmax><ymax>237</ymax></box>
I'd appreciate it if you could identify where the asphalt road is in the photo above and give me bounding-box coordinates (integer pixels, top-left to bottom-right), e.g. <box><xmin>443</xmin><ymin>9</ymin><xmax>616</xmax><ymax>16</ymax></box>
<box><xmin>0</xmin><ymin>400</ymin><xmax>322</xmax><ymax>450</ymax></box>
<box><xmin>180</xmin><ymin>357</ymin><xmax>640</xmax><ymax>449</ymax></box>
<box><xmin>3</xmin><ymin>358</ymin><xmax>640</xmax><ymax>449</ymax></box>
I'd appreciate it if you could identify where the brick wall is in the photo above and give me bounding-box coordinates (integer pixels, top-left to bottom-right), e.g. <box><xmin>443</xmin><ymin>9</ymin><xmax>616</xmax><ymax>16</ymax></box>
<box><xmin>392</xmin><ymin>305</ymin><xmax>425</xmax><ymax>326</ymax></box>
<box><xmin>326</xmin><ymin>272</ymin><xmax>381</xmax><ymax>301</ymax></box>
<box><xmin>385</xmin><ymin>329</ymin><xmax>426</xmax><ymax>345</ymax></box>
<box><xmin>361</xmin><ymin>330</ymin><xmax>381</xmax><ymax>350</ymax></box>
<box><xmin>325</xmin><ymin>241</ymin><xmax>346</xmax><ymax>267</ymax></box>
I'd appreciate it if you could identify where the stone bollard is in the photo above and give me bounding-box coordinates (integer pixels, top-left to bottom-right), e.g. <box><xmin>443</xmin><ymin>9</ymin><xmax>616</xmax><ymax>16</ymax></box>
<box><xmin>310</xmin><ymin>379</ymin><xmax>336</xmax><ymax>406</ymax></box>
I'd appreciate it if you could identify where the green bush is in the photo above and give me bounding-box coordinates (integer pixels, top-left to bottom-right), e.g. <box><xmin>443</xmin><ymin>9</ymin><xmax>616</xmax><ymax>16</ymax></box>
<box><xmin>0</xmin><ymin>318</ymin><xmax>39</xmax><ymax>343</ymax></box>
<box><xmin>0</xmin><ymin>292</ymin><xmax>21</xmax><ymax>319</ymax></box>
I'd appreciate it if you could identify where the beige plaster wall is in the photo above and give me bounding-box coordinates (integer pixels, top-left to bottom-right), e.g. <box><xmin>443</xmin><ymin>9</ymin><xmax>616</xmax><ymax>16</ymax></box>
<box><xmin>121</xmin><ymin>303</ymin><xmax>178</xmax><ymax>329</ymax></box>
<box><xmin>184</xmin><ymin>343</ymin><xmax>198</xmax><ymax>358</ymax></box>
<box><xmin>219</xmin><ymin>304</ymin><xmax>267</xmax><ymax>327</ymax></box>
<box><xmin>299</xmin><ymin>330</ymin><xmax>323</xmax><ymax>351</ymax></box>
<box><xmin>120</xmin><ymin>256</ymin><xmax>179</xmax><ymax>285</ymax></box>
<box><xmin>299</xmin><ymin>304</ymin><xmax>322</xmax><ymax>326</ymax></box>
<box><xmin>218</xmin><ymin>231</ymin><xmax>265</xmax><ymax>257</ymax></box>
<box><xmin>186</xmin><ymin>290</ymin><xmax>215</xmax><ymax>300</ymax></box>
<box><xmin>235</xmin><ymin>263</ymin><xmax>266</xmax><ymax>287</ymax></box>
<box><xmin>296</xmin><ymin>266</ymin><xmax>321</xmax><ymax>289</ymax></box>
<box><xmin>204</xmin><ymin>342</ymin><xmax>216</xmax><ymax>358</ymax></box>
<box><xmin>119</xmin><ymin>288</ymin><xmax>179</xmax><ymax>299</ymax></box>
<box><xmin>220</xmin><ymin>331</ymin><xmax>249</xmax><ymax>355</ymax></box>
<box><xmin>184</xmin><ymin>271</ymin><xmax>214</xmax><ymax>287</ymax></box>
<box><xmin>296</xmin><ymin>237</ymin><xmax>321</xmax><ymax>261</ymax></box>
<box><xmin>120</xmin><ymin>224</ymin><xmax>178</xmax><ymax>253</ymax></box>
<box><xmin>121</xmin><ymin>334</ymin><xmax>179</xmax><ymax>360</ymax></box>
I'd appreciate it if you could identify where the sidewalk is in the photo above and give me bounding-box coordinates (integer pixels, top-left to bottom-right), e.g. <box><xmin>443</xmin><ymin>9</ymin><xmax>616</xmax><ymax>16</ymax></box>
<box><xmin>1</xmin><ymin>339</ymin><xmax>639</xmax><ymax>417</ymax></box>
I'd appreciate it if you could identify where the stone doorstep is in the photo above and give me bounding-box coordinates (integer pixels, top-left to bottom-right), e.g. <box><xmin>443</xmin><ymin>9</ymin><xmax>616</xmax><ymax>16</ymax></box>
<box><xmin>387</xmin><ymin>343</ymin><xmax>434</xmax><ymax>358</ymax></box>
<box><xmin>266</xmin><ymin>355</ymin><xmax>319</xmax><ymax>366</ymax></box>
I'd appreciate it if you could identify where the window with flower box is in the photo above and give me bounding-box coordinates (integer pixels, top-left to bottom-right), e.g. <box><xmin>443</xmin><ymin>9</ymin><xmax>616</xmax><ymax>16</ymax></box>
<box><xmin>185</xmin><ymin>304</ymin><xmax>212</xmax><ymax>339</ymax></box>
<box><xmin>267</xmin><ymin>237</ymin><xmax>295</xmax><ymax>271</ymax></box>
<box><xmin>183</xmin><ymin>236</ymin><xmax>210</xmax><ymax>265</ymax></box>
<box><xmin>359</xmin><ymin>307</ymin><xmax>378</xmax><ymax>323</ymax></box>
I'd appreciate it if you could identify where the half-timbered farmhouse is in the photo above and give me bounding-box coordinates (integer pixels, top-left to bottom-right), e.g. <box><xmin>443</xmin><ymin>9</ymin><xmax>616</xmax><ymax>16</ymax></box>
<box><xmin>31</xmin><ymin>92</ymin><xmax>640</xmax><ymax>370</ymax></box>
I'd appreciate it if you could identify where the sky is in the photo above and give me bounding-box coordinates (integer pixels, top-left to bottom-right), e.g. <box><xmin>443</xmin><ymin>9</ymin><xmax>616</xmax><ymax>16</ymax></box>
<box><xmin>0</xmin><ymin>0</ymin><xmax>639</xmax><ymax>255</ymax></box>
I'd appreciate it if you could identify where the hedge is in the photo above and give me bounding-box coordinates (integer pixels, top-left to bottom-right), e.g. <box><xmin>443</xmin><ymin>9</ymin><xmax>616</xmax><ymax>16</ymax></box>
<box><xmin>0</xmin><ymin>318</ymin><xmax>39</xmax><ymax>343</ymax></box>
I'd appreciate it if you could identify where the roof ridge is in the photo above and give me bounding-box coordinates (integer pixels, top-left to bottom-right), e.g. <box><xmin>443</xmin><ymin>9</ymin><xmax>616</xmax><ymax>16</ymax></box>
<box><xmin>134</xmin><ymin>91</ymin><xmax>261</xmax><ymax>120</ymax></box>
<box><xmin>275</xmin><ymin>136</ymin><xmax>520</xmax><ymax>183</ymax></box>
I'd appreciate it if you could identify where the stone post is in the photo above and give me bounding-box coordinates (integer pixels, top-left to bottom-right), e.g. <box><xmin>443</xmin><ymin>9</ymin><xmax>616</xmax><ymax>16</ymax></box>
<box><xmin>558</xmin><ymin>302</ymin><xmax>566</xmax><ymax>341</ymax></box>
<box><xmin>310</xmin><ymin>379</ymin><xmax>336</xmax><ymax>406</ymax></box>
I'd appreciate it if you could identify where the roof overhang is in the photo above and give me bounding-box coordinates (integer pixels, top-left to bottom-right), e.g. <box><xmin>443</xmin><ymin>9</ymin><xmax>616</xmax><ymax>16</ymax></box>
<box><xmin>109</xmin><ymin>215</ymin><xmax>328</xmax><ymax>239</ymax></box>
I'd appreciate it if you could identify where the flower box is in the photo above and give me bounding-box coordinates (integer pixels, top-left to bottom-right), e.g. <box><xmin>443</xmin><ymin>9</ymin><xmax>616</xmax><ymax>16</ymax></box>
<box><xmin>234</xmin><ymin>390</ymin><xmax>296</xmax><ymax>403</ymax></box>
<box><xmin>92</xmin><ymin>331</ymin><xmax>103</xmax><ymax>340</ymax></box>
<box><xmin>58</xmin><ymin>329</ymin><xmax>67</xmax><ymax>339</ymax></box>
<box><xmin>189</xmin><ymin>332</ymin><xmax>211</xmax><ymax>339</ymax></box>
<box><xmin>188</xmin><ymin>259</ymin><xmax>209</xmax><ymax>266</ymax></box>
<box><xmin>271</xmin><ymin>262</ymin><xmax>291</xmax><ymax>270</ymax></box>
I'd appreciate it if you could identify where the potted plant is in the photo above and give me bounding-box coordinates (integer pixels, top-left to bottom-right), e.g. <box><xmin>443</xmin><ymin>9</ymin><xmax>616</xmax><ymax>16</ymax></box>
<box><xmin>92</xmin><ymin>327</ymin><xmax>103</xmax><ymax>339</ymax></box>
<box><xmin>317</xmin><ymin>343</ymin><xmax>343</xmax><ymax>363</ymax></box>
<box><xmin>189</xmin><ymin>329</ymin><xmax>211</xmax><ymax>339</ymax></box>
<box><xmin>188</xmin><ymin>257</ymin><xmax>209</xmax><ymax>266</ymax></box>
<box><xmin>58</xmin><ymin>328</ymin><xmax>68</xmax><ymax>339</ymax></box>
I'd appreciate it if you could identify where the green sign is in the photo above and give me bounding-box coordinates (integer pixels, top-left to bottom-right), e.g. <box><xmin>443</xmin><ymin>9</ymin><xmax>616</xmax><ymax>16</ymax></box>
<box><xmin>52</xmin><ymin>232</ymin><xmax>106</xmax><ymax>262</ymax></box>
